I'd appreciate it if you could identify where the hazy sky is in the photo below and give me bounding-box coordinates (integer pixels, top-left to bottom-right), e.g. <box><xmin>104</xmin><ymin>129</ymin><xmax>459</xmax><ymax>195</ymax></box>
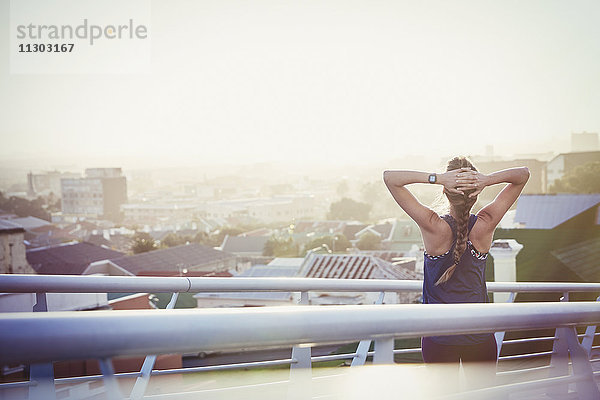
<box><xmin>1</xmin><ymin>0</ymin><xmax>599</xmax><ymax>169</ymax></box>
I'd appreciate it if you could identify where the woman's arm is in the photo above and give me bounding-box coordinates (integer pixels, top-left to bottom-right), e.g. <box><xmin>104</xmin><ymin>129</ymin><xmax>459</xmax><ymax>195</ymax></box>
<box><xmin>464</xmin><ymin>167</ymin><xmax>530</xmax><ymax>249</ymax></box>
<box><xmin>382</xmin><ymin>168</ymin><xmax>471</xmax><ymax>233</ymax></box>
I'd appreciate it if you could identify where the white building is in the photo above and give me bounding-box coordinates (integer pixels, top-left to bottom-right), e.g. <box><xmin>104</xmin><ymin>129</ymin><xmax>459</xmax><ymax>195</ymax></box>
<box><xmin>61</xmin><ymin>168</ymin><xmax>128</xmax><ymax>221</ymax></box>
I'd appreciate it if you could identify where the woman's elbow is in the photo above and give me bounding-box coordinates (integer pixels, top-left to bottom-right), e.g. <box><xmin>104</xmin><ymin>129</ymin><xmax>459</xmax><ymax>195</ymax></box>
<box><xmin>519</xmin><ymin>167</ymin><xmax>530</xmax><ymax>184</ymax></box>
<box><xmin>382</xmin><ymin>170</ymin><xmax>391</xmax><ymax>185</ymax></box>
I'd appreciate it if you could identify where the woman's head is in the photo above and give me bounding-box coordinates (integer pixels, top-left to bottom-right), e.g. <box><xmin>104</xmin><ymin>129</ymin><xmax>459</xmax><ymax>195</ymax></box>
<box><xmin>435</xmin><ymin>156</ymin><xmax>478</xmax><ymax>286</ymax></box>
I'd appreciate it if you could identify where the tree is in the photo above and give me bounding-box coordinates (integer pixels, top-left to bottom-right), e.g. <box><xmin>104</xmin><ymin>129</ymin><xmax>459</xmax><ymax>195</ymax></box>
<box><xmin>549</xmin><ymin>162</ymin><xmax>600</xmax><ymax>193</ymax></box>
<box><xmin>161</xmin><ymin>233</ymin><xmax>187</xmax><ymax>248</ymax></box>
<box><xmin>327</xmin><ymin>198</ymin><xmax>372</xmax><ymax>221</ymax></box>
<box><xmin>263</xmin><ymin>236</ymin><xmax>298</xmax><ymax>257</ymax></box>
<box><xmin>192</xmin><ymin>231</ymin><xmax>211</xmax><ymax>246</ymax></box>
<box><xmin>303</xmin><ymin>234</ymin><xmax>352</xmax><ymax>255</ymax></box>
<box><xmin>131</xmin><ymin>232</ymin><xmax>158</xmax><ymax>254</ymax></box>
<box><xmin>0</xmin><ymin>192</ymin><xmax>51</xmax><ymax>221</ymax></box>
<box><xmin>355</xmin><ymin>232</ymin><xmax>382</xmax><ymax>250</ymax></box>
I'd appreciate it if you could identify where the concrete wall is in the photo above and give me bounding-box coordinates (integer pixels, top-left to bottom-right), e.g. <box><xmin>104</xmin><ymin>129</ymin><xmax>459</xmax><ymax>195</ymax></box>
<box><xmin>0</xmin><ymin>231</ymin><xmax>34</xmax><ymax>274</ymax></box>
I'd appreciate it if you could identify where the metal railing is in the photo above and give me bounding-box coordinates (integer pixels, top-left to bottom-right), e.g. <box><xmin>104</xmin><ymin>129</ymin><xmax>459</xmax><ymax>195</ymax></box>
<box><xmin>1</xmin><ymin>274</ymin><xmax>599</xmax><ymax>400</ymax></box>
<box><xmin>2</xmin><ymin>274</ymin><xmax>600</xmax><ymax>294</ymax></box>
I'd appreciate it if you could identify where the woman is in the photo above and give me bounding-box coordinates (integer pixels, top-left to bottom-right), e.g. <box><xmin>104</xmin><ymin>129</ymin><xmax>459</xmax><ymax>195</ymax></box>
<box><xmin>383</xmin><ymin>156</ymin><xmax>529</xmax><ymax>391</ymax></box>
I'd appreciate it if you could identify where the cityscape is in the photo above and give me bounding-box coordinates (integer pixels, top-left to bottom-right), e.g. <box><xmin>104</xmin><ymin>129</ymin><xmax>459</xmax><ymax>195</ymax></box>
<box><xmin>2</xmin><ymin>0</ymin><xmax>600</xmax><ymax>398</ymax></box>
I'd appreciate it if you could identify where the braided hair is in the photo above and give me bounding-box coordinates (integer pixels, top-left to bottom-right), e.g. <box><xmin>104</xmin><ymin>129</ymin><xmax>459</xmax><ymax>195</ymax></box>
<box><xmin>435</xmin><ymin>156</ymin><xmax>478</xmax><ymax>286</ymax></box>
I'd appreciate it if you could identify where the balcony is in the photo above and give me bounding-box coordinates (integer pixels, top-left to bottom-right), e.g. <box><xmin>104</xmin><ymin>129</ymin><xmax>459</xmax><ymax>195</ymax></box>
<box><xmin>0</xmin><ymin>275</ymin><xmax>599</xmax><ymax>400</ymax></box>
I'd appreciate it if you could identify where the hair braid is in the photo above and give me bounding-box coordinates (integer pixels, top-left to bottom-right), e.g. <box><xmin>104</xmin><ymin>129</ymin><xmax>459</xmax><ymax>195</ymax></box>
<box><xmin>435</xmin><ymin>156</ymin><xmax>478</xmax><ymax>286</ymax></box>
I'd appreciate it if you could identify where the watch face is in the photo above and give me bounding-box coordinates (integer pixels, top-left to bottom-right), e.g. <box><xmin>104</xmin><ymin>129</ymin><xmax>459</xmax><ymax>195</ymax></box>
<box><xmin>429</xmin><ymin>174</ymin><xmax>436</xmax><ymax>183</ymax></box>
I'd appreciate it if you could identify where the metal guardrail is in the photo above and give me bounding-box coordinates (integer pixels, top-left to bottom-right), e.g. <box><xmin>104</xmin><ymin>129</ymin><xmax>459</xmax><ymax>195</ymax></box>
<box><xmin>2</xmin><ymin>302</ymin><xmax>599</xmax><ymax>364</ymax></box>
<box><xmin>1</xmin><ymin>275</ymin><xmax>600</xmax><ymax>400</ymax></box>
<box><xmin>2</xmin><ymin>274</ymin><xmax>600</xmax><ymax>293</ymax></box>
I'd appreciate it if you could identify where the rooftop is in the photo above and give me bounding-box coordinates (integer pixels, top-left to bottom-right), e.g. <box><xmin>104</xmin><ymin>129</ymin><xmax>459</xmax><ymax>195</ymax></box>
<box><xmin>300</xmin><ymin>253</ymin><xmax>418</xmax><ymax>280</ymax></box>
<box><xmin>220</xmin><ymin>235</ymin><xmax>269</xmax><ymax>254</ymax></box>
<box><xmin>26</xmin><ymin>242</ymin><xmax>125</xmax><ymax>275</ymax></box>
<box><xmin>0</xmin><ymin>219</ymin><xmax>25</xmax><ymax>234</ymax></box>
<box><xmin>514</xmin><ymin>193</ymin><xmax>600</xmax><ymax>229</ymax></box>
<box><xmin>109</xmin><ymin>243</ymin><xmax>235</xmax><ymax>276</ymax></box>
<box><xmin>552</xmin><ymin>237</ymin><xmax>600</xmax><ymax>282</ymax></box>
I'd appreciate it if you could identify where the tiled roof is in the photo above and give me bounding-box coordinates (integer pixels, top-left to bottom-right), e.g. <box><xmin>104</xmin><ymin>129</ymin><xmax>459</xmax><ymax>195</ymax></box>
<box><xmin>26</xmin><ymin>242</ymin><xmax>125</xmax><ymax>275</ymax></box>
<box><xmin>110</xmin><ymin>243</ymin><xmax>235</xmax><ymax>276</ymax></box>
<box><xmin>514</xmin><ymin>194</ymin><xmax>600</xmax><ymax>229</ymax></box>
<box><xmin>221</xmin><ymin>235</ymin><xmax>269</xmax><ymax>254</ymax></box>
<box><xmin>0</xmin><ymin>219</ymin><xmax>25</xmax><ymax>234</ymax></box>
<box><xmin>300</xmin><ymin>254</ymin><xmax>417</xmax><ymax>280</ymax></box>
<box><xmin>551</xmin><ymin>237</ymin><xmax>600</xmax><ymax>282</ymax></box>
<box><xmin>353</xmin><ymin>250</ymin><xmax>407</xmax><ymax>263</ymax></box>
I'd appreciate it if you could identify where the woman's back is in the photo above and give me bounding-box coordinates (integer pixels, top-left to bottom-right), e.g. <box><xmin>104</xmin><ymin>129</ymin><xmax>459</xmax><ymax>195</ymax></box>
<box><xmin>423</xmin><ymin>214</ymin><xmax>488</xmax><ymax>303</ymax></box>
<box><xmin>423</xmin><ymin>213</ymin><xmax>492</xmax><ymax>345</ymax></box>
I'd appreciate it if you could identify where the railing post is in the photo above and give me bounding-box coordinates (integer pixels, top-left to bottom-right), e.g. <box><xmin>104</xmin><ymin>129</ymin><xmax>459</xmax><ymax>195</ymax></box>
<box><xmin>373</xmin><ymin>338</ymin><xmax>394</xmax><ymax>364</ymax></box>
<box><xmin>99</xmin><ymin>358</ymin><xmax>123</xmax><ymax>400</ymax></box>
<box><xmin>581</xmin><ymin>295</ymin><xmax>600</xmax><ymax>356</ymax></box>
<box><xmin>564</xmin><ymin>326</ymin><xmax>600</xmax><ymax>399</ymax></box>
<box><xmin>351</xmin><ymin>291</ymin><xmax>385</xmax><ymax>367</ymax></box>
<box><xmin>494</xmin><ymin>292</ymin><xmax>516</xmax><ymax>358</ymax></box>
<box><xmin>29</xmin><ymin>292</ymin><xmax>56</xmax><ymax>400</ymax></box>
<box><xmin>546</xmin><ymin>294</ymin><xmax>570</xmax><ymax>398</ymax></box>
<box><xmin>130</xmin><ymin>292</ymin><xmax>179</xmax><ymax>400</ymax></box>
<box><xmin>289</xmin><ymin>291</ymin><xmax>312</xmax><ymax>400</ymax></box>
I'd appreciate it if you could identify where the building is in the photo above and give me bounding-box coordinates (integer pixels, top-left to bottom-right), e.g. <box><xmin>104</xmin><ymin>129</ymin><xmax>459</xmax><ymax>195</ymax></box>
<box><xmin>571</xmin><ymin>132</ymin><xmax>599</xmax><ymax>152</ymax></box>
<box><xmin>27</xmin><ymin>170</ymin><xmax>80</xmax><ymax>197</ymax></box>
<box><xmin>87</xmin><ymin>243</ymin><xmax>237</xmax><ymax>277</ymax></box>
<box><xmin>474</xmin><ymin>158</ymin><xmax>547</xmax><ymax>194</ymax></box>
<box><xmin>219</xmin><ymin>235</ymin><xmax>270</xmax><ymax>257</ymax></box>
<box><xmin>26</xmin><ymin>242</ymin><xmax>125</xmax><ymax>275</ymax></box>
<box><xmin>61</xmin><ymin>168</ymin><xmax>128</xmax><ymax>221</ymax></box>
<box><xmin>546</xmin><ymin>151</ymin><xmax>600</xmax><ymax>190</ymax></box>
<box><xmin>513</xmin><ymin>193</ymin><xmax>600</xmax><ymax>230</ymax></box>
<box><xmin>297</xmin><ymin>253</ymin><xmax>420</xmax><ymax>305</ymax></box>
<box><xmin>349</xmin><ymin>219</ymin><xmax>423</xmax><ymax>253</ymax></box>
<box><xmin>491</xmin><ymin>193</ymin><xmax>600</xmax><ymax>301</ymax></box>
<box><xmin>0</xmin><ymin>219</ymin><xmax>35</xmax><ymax>274</ymax></box>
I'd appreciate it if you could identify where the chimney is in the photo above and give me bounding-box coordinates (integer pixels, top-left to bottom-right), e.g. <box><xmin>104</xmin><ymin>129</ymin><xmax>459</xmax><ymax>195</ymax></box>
<box><xmin>489</xmin><ymin>239</ymin><xmax>523</xmax><ymax>303</ymax></box>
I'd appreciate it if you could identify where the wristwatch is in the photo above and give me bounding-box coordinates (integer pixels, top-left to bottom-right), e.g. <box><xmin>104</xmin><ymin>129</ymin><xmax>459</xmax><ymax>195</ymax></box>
<box><xmin>428</xmin><ymin>173</ymin><xmax>437</xmax><ymax>184</ymax></box>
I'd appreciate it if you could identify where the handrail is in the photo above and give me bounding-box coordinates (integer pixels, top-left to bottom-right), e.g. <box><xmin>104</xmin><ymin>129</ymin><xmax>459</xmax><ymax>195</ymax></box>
<box><xmin>1</xmin><ymin>301</ymin><xmax>599</xmax><ymax>365</ymax></box>
<box><xmin>1</xmin><ymin>274</ymin><xmax>600</xmax><ymax>293</ymax></box>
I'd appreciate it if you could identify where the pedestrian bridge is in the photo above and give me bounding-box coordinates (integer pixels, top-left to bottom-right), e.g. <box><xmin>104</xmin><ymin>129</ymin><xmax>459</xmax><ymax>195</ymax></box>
<box><xmin>0</xmin><ymin>275</ymin><xmax>599</xmax><ymax>399</ymax></box>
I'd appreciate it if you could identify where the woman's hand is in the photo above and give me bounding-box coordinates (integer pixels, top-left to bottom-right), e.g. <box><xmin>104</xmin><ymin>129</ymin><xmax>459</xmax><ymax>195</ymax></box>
<box><xmin>438</xmin><ymin>168</ymin><xmax>473</xmax><ymax>195</ymax></box>
<box><xmin>455</xmin><ymin>169</ymin><xmax>489</xmax><ymax>198</ymax></box>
